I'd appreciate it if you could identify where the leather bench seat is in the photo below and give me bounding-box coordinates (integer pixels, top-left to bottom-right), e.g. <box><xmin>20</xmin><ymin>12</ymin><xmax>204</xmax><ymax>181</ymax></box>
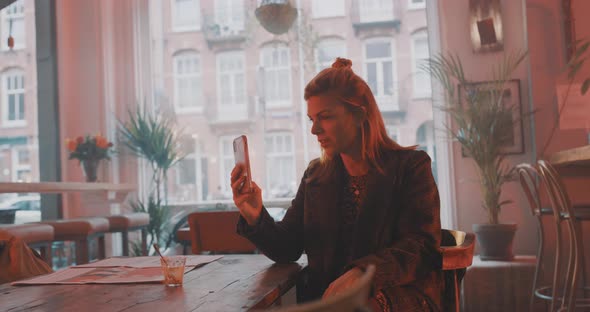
<box><xmin>0</xmin><ymin>224</ymin><xmax>54</xmax><ymax>244</ymax></box>
<box><xmin>106</xmin><ymin>213</ymin><xmax>149</xmax><ymax>232</ymax></box>
<box><xmin>40</xmin><ymin>217</ymin><xmax>109</xmax><ymax>240</ymax></box>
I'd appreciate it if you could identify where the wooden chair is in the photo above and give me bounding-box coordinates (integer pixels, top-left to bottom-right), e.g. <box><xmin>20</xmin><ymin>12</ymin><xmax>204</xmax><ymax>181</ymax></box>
<box><xmin>276</xmin><ymin>264</ymin><xmax>376</xmax><ymax>312</ymax></box>
<box><xmin>105</xmin><ymin>213</ymin><xmax>149</xmax><ymax>256</ymax></box>
<box><xmin>187</xmin><ymin>211</ymin><xmax>256</xmax><ymax>254</ymax></box>
<box><xmin>440</xmin><ymin>229</ymin><xmax>476</xmax><ymax>312</ymax></box>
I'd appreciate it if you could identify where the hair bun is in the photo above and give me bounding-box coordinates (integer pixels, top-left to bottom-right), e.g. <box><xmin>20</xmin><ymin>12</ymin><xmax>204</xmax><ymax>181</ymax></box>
<box><xmin>332</xmin><ymin>57</ymin><xmax>352</xmax><ymax>69</ymax></box>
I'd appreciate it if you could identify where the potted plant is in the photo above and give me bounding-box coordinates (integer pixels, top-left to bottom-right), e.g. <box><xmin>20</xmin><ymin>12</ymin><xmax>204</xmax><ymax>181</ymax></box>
<box><xmin>424</xmin><ymin>50</ymin><xmax>529</xmax><ymax>260</ymax></box>
<box><xmin>118</xmin><ymin>108</ymin><xmax>185</xmax><ymax>255</ymax></box>
<box><xmin>65</xmin><ymin>134</ymin><xmax>114</xmax><ymax>182</ymax></box>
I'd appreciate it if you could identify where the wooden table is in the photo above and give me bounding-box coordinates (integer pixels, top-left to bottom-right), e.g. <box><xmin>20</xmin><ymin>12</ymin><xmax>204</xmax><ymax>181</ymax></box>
<box><xmin>0</xmin><ymin>254</ymin><xmax>306</xmax><ymax>311</ymax></box>
<box><xmin>549</xmin><ymin>145</ymin><xmax>590</xmax><ymax>177</ymax></box>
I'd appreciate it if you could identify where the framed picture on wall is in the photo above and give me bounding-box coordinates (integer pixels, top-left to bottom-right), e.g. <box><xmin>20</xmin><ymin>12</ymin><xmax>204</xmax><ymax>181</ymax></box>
<box><xmin>459</xmin><ymin>79</ymin><xmax>524</xmax><ymax>156</ymax></box>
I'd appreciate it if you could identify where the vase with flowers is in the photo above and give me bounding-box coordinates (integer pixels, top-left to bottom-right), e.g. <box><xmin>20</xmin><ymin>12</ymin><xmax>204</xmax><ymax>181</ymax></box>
<box><xmin>65</xmin><ymin>134</ymin><xmax>114</xmax><ymax>182</ymax></box>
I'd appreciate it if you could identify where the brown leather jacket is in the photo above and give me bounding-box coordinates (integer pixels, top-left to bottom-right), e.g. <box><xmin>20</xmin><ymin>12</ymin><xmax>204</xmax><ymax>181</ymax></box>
<box><xmin>237</xmin><ymin>149</ymin><xmax>442</xmax><ymax>311</ymax></box>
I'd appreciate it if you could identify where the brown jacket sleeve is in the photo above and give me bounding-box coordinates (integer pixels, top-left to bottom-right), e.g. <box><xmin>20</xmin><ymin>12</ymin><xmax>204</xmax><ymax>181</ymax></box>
<box><xmin>350</xmin><ymin>151</ymin><xmax>442</xmax><ymax>290</ymax></box>
<box><xmin>236</xmin><ymin>166</ymin><xmax>310</xmax><ymax>263</ymax></box>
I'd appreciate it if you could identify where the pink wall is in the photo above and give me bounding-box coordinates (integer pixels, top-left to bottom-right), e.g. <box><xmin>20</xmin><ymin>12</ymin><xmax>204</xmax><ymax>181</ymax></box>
<box><xmin>437</xmin><ymin>0</ymin><xmax>537</xmax><ymax>254</ymax></box>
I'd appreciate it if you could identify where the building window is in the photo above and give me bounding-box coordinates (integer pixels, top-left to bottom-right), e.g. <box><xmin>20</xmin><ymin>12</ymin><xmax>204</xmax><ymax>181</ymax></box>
<box><xmin>260</xmin><ymin>44</ymin><xmax>291</xmax><ymax>108</ymax></box>
<box><xmin>219</xmin><ymin>135</ymin><xmax>236</xmax><ymax>197</ymax></box>
<box><xmin>1</xmin><ymin>69</ymin><xmax>26</xmax><ymax>126</ymax></box>
<box><xmin>358</xmin><ymin>0</ymin><xmax>394</xmax><ymax>23</ymax></box>
<box><xmin>217</xmin><ymin>51</ymin><xmax>247</xmax><ymax>121</ymax></box>
<box><xmin>416</xmin><ymin>121</ymin><xmax>436</xmax><ymax>181</ymax></box>
<box><xmin>214</xmin><ymin>0</ymin><xmax>244</xmax><ymax>35</ymax></box>
<box><xmin>315</xmin><ymin>38</ymin><xmax>346</xmax><ymax>73</ymax></box>
<box><xmin>412</xmin><ymin>30</ymin><xmax>431</xmax><ymax>98</ymax></box>
<box><xmin>363</xmin><ymin>38</ymin><xmax>397</xmax><ymax>111</ymax></box>
<box><xmin>171</xmin><ymin>0</ymin><xmax>200</xmax><ymax>31</ymax></box>
<box><xmin>1</xmin><ymin>0</ymin><xmax>25</xmax><ymax>51</ymax></box>
<box><xmin>173</xmin><ymin>51</ymin><xmax>202</xmax><ymax>112</ymax></box>
<box><xmin>12</xmin><ymin>145</ymin><xmax>30</xmax><ymax>182</ymax></box>
<box><xmin>312</xmin><ymin>0</ymin><xmax>344</xmax><ymax>18</ymax></box>
<box><xmin>408</xmin><ymin>0</ymin><xmax>426</xmax><ymax>10</ymax></box>
<box><xmin>265</xmin><ymin>132</ymin><xmax>295</xmax><ymax>199</ymax></box>
<box><xmin>385</xmin><ymin>125</ymin><xmax>400</xmax><ymax>143</ymax></box>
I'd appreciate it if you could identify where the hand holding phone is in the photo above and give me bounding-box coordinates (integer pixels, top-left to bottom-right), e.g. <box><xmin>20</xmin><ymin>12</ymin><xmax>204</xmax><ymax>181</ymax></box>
<box><xmin>233</xmin><ymin>135</ymin><xmax>252</xmax><ymax>193</ymax></box>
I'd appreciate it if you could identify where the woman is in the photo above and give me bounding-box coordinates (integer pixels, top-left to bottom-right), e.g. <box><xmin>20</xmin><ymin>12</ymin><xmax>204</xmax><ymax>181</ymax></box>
<box><xmin>231</xmin><ymin>58</ymin><xmax>442</xmax><ymax>311</ymax></box>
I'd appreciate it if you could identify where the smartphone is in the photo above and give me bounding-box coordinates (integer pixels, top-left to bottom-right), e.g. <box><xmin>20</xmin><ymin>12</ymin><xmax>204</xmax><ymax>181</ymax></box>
<box><xmin>233</xmin><ymin>135</ymin><xmax>252</xmax><ymax>192</ymax></box>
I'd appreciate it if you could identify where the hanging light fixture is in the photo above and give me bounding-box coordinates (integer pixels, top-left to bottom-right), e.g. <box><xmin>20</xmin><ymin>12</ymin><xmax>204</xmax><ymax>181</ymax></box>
<box><xmin>255</xmin><ymin>0</ymin><xmax>297</xmax><ymax>35</ymax></box>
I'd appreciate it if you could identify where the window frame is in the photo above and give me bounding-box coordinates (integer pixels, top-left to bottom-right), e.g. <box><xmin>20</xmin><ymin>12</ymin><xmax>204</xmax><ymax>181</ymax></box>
<box><xmin>170</xmin><ymin>0</ymin><xmax>201</xmax><ymax>32</ymax></box>
<box><xmin>362</xmin><ymin>37</ymin><xmax>398</xmax><ymax>111</ymax></box>
<box><xmin>259</xmin><ymin>44</ymin><xmax>292</xmax><ymax>109</ymax></box>
<box><xmin>265</xmin><ymin>132</ymin><xmax>296</xmax><ymax>199</ymax></box>
<box><xmin>214</xmin><ymin>0</ymin><xmax>245</xmax><ymax>35</ymax></box>
<box><xmin>173</xmin><ymin>50</ymin><xmax>203</xmax><ymax>113</ymax></box>
<box><xmin>1</xmin><ymin>0</ymin><xmax>26</xmax><ymax>51</ymax></box>
<box><xmin>407</xmin><ymin>0</ymin><xmax>426</xmax><ymax>10</ymax></box>
<box><xmin>358</xmin><ymin>0</ymin><xmax>394</xmax><ymax>23</ymax></box>
<box><xmin>1</xmin><ymin>68</ymin><xmax>26</xmax><ymax>127</ymax></box>
<box><xmin>11</xmin><ymin>145</ymin><xmax>31</xmax><ymax>182</ymax></box>
<box><xmin>314</xmin><ymin>38</ymin><xmax>347</xmax><ymax>73</ymax></box>
<box><xmin>312</xmin><ymin>0</ymin><xmax>345</xmax><ymax>19</ymax></box>
<box><xmin>411</xmin><ymin>30</ymin><xmax>432</xmax><ymax>99</ymax></box>
<box><xmin>216</xmin><ymin>50</ymin><xmax>247</xmax><ymax>121</ymax></box>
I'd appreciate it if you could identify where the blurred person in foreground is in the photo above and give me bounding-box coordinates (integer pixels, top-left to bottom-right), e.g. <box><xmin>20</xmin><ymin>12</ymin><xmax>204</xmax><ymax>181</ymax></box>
<box><xmin>231</xmin><ymin>57</ymin><xmax>442</xmax><ymax>311</ymax></box>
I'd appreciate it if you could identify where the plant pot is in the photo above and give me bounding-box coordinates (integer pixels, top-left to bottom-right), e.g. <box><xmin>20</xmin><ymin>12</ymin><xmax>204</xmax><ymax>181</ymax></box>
<box><xmin>472</xmin><ymin>223</ymin><xmax>517</xmax><ymax>261</ymax></box>
<box><xmin>81</xmin><ymin>159</ymin><xmax>100</xmax><ymax>182</ymax></box>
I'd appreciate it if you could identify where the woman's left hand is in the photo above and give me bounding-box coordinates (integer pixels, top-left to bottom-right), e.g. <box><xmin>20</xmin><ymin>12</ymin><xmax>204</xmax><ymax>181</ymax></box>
<box><xmin>322</xmin><ymin>267</ymin><xmax>364</xmax><ymax>299</ymax></box>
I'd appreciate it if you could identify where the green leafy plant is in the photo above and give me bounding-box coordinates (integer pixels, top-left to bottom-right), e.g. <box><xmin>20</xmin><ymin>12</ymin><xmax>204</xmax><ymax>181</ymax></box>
<box><xmin>118</xmin><ymin>108</ymin><xmax>185</xmax><ymax>254</ymax></box>
<box><xmin>423</xmin><ymin>50</ymin><xmax>529</xmax><ymax>224</ymax></box>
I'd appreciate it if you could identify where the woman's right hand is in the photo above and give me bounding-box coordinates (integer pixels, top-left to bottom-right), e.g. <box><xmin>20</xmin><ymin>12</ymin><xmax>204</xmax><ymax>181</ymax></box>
<box><xmin>231</xmin><ymin>164</ymin><xmax>263</xmax><ymax>226</ymax></box>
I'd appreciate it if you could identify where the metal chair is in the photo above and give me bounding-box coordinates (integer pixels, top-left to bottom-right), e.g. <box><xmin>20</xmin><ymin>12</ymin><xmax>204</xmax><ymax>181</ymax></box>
<box><xmin>275</xmin><ymin>264</ymin><xmax>376</xmax><ymax>312</ymax></box>
<box><xmin>187</xmin><ymin>211</ymin><xmax>256</xmax><ymax>254</ymax></box>
<box><xmin>440</xmin><ymin>229</ymin><xmax>476</xmax><ymax>312</ymax></box>
<box><xmin>537</xmin><ymin>160</ymin><xmax>590</xmax><ymax>311</ymax></box>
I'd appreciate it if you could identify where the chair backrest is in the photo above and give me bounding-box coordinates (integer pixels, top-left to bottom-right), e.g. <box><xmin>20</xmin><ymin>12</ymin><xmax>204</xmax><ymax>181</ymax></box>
<box><xmin>536</xmin><ymin>160</ymin><xmax>583</xmax><ymax>312</ymax></box>
<box><xmin>187</xmin><ymin>211</ymin><xmax>257</xmax><ymax>254</ymax></box>
<box><xmin>516</xmin><ymin>163</ymin><xmax>544</xmax><ymax>218</ymax></box>
<box><xmin>276</xmin><ymin>264</ymin><xmax>376</xmax><ymax>312</ymax></box>
<box><xmin>440</xmin><ymin>229</ymin><xmax>476</xmax><ymax>312</ymax></box>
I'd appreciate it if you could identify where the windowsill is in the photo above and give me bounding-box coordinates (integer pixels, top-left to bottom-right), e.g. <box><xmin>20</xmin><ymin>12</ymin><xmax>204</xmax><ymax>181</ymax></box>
<box><xmin>265</xmin><ymin>102</ymin><xmax>292</xmax><ymax>109</ymax></box>
<box><xmin>1</xmin><ymin>121</ymin><xmax>27</xmax><ymax>128</ymax></box>
<box><xmin>1</xmin><ymin>47</ymin><xmax>26</xmax><ymax>52</ymax></box>
<box><xmin>171</xmin><ymin>27</ymin><xmax>201</xmax><ymax>33</ymax></box>
<box><xmin>407</xmin><ymin>5</ymin><xmax>426</xmax><ymax>11</ymax></box>
<box><xmin>312</xmin><ymin>14</ymin><xmax>346</xmax><ymax>20</ymax></box>
<box><xmin>175</xmin><ymin>106</ymin><xmax>204</xmax><ymax>114</ymax></box>
<box><xmin>412</xmin><ymin>94</ymin><xmax>432</xmax><ymax>100</ymax></box>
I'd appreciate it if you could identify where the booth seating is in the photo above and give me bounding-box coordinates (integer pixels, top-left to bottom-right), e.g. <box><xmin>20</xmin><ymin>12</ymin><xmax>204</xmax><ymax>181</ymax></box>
<box><xmin>105</xmin><ymin>213</ymin><xmax>149</xmax><ymax>256</ymax></box>
<box><xmin>38</xmin><ymin>217</ymin><xmax>109</xmax><ymax>265</ymax></box>
<box><xmin>0</xmin><ymin>224</ymin><xmax>54</xmax><ymax>266</ymax></box>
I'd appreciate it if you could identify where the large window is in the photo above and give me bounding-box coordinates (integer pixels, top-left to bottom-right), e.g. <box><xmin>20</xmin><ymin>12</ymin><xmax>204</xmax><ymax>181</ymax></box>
<box><xmin>173</xmin><ymin>51</ymin><xmax>202</xmax><ymax>112</ymax></box>
<box><xmin>1</xmin><ymin>69</ymin><xmax>26</xmax><ymax>126</ymax></box>
<box><xmin>260</xmin><ymin>44</ymin><xmax>291</xmax><ymax>108</ymax></box>
<box><xmin>412</xmin><ymin>30</ymin><xmax>431</xmax><ymax>98</ymax></box>
<box><xmin>145</xmin><ymin>0</ymin><xmax>438</xmax><ymax>210</ymax></box>
<box><xmin>265</xmin><ymin>132</ymin><xmax>295</xmax><ymax>199</ymax></box>
<box><xmin>315</xmin><ymin>38</ymin><xmax>346</xmax><ymax>73</ymax></box>
<box><xmin>1</xmin><ymin>0</ymin><xmax>25</xmax><ymax>51</ymax></box>
<box><xmin>363</xmin><ymin>38</ymin><xmax>397</xmax><ymax>111</ymax></box>
<box><xmin>217</xmin><ymin>51</ymin><xmax>246</xmax><ymax>121</ymax></box>
<box><xmin>214</xmin><ymin>0</ymin><xmax>244</xmax><ymax>35</ymax></box>
<box><xmin>219</xmin><ymin>135</ymin><xmax>236</xmax><ymax>197</ymax></box>
<box><xmin>358</xmin><ymin>0</ymin><xmax>394</xmax><ymax>23</ymax></box>
<box><xmin>312</xmin><ymin>0</ymin><xmax>344</xmax><ymax>18</ymax></box>
<box><xmin>171</xmin><ymin>0</ymin><xmax>200</xmax><ymax>31</ymax></box>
